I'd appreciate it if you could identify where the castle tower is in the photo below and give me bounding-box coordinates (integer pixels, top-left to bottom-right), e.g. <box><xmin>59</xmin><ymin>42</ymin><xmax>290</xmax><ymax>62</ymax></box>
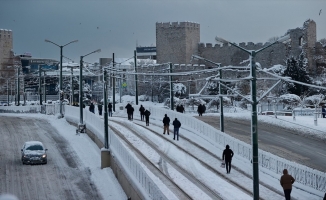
<box><xmin>303</xmin><ymin>20</ymin><xmax>317</xmax><ymax>75</ymax></box>
<box><xmin>0</xmin><ymin>29</ymin><xmax>14</xmax><ymax>73</ymax></box>
<box><xmin>156</xmin><ymin>22</ymin><xmax>200</xmax><ymax>64</ymax></box>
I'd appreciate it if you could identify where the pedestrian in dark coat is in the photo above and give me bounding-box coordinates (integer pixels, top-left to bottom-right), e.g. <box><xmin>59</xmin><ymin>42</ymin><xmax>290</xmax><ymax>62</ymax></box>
<box><xmin>176</xmin><ymin>105</ymin><xmax>181</xmax><ymax>113</ymax></box>
<box><xmin>89</xmin><ymin>103</ymin><xmax>95</xmax><ymax>114</ymax></box>
<box><xmin>125</xmin><ymin>103</ymin><xmax>132</xmax><ymax>120</ymax></box>
<box><xmin>139</xmin><ymin>105</ymin><xmax>145</xmax><ymax>121</ymax></box>
<box><xmin>131</xmin><ymin>106</ymin><xmax>134</xmax><ymax>120</ymax></box>
<box><xmin>108</xmin><ymin>103</ymin><xmax>112</xmax><ymax>117</ymax></box>
<box><xmin>98</xmin><ymin>103</ymin><xmax>103</xmax><ymax>116</ymax></box>
<box><xmin>197</xmin><ymin>104</ymin><xmax>203</xmax><ymax>116</ymax></box>
<box><xmin>323</xmin><ymin>193</ymin><xmax>326</xmax><ymax>200</ymax></box>
<box><xmin>280</xmin><ymin>169</ymin><xmax>295</xmax><ymax>200</ymax></box>
<box><xmin>172</xmin><ymin>118</ymin><xmax>181</xmax><ymax>140</ymax></box>
<box><xmin>222</xmin><ymin>145</ymin><xmax>234</xmax><ymax>174</ymax></box>
<box><xmin>144</xmin><ymin>109</ymin><xmax>151</xmax><ymax>126</ymax></box>
<box><xmin>162</xmin><ymin>114</ymin><xmax>170</xmax><ymax>135</ymax></box>
<box><xmin>180</xmin><ymin>105</ymin><xmax>185</xmax><ymax>113</ymax></box>
<box><xmin>322</xmin><ymin>107</ymin><xmax>326</xmax><ymax>118</ymax></box>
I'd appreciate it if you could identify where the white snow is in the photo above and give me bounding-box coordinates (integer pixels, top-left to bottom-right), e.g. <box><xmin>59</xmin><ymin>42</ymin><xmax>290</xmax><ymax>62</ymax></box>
<box><xmin>1</xmin><ymin>94</ymin><xmax>326</xmax><ymax>199</ymax></box>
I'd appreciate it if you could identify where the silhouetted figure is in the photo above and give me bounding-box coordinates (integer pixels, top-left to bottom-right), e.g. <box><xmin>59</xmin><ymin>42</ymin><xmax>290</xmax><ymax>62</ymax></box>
<box><xmin>144</xmin><ymin>109</ymin><xmax>151</xmax><ymax>126</ymax></box>
<box><xmin>139</xmin><ymin>105</ymin><xmax>145</xmax><ymax>121</ymax></box>
<box><xmin>89</xmin><ymin>103</ymin><xmax>95</xmax><ymax>114</ymax></box>
<box><xmin>162</xmin><ymin>114</ymin><xmax>170</xmax><ymax>135</ymax></box>
<box><xmin>108</xmin><ymin>103</ymin><xmax>112</xmax><ymax>117</ymax></box>
<box><xmin>222</xmin><ymin>145</ymin><xmax>234</xmax><ymax>174</ymax></box>
<box><xmin>172</xmin><ymin>118</ymin><xmax>181</xmax><ymax>140</ymax></box>
<box><xmin>322</xmin><ymin>107</ymin><xmax>326</xmax><ymax>118</ymax></box>
<box><xmin>98</xmin><ymin>103</ymin><xmax>103</xmax><ymax>116</ymax></box>
<box><xmin>125</xmin><ymin>103</ymin><xmax>133</xmax><ymax>120</ymax></box>
<box><xmin>180</xmin><ymin>105</ymin><xmax>185</xmax><ymax>113</ymax></box>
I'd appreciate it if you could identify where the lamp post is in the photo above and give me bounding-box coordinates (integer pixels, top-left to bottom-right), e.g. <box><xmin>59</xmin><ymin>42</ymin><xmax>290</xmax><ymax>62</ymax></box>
<box><xmin>78</xmin><ymin>49</ymin><xmax>101</xmax><ymax>133</ymax></box>
<box><xmin>215</xmin><ymin>35</ymin><xmax>290</xmax><ymax>200</ymax></box>
<box><xmin>45</xmin><ymin>39</ymin><xmax>78</xmax><ymax>117</ymax></box>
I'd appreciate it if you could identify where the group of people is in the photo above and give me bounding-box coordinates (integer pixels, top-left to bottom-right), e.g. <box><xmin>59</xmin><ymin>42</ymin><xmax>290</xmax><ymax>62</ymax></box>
<box><xmin>125</xmin><ymin>104</ymin><xmax>151</xmax><ymax>125</ymax></box>
<box><xmin>162</xmin><ymin>114</ymin><xmax>181</xmax><ymax>140</ymax></box>
<box><xmin>222</xmin><ymin>144</ymin><xmax>299</xmax><ymax>200</ymax></box>
<box><xmin>88</xmin><ymin>102</ymin><xmax>113</xmax><ymax>117</ymax></box>
<box><xmin>197</xmin><ymin>104</ymin><xmax>206</xmax><ymax>116</ymax></box>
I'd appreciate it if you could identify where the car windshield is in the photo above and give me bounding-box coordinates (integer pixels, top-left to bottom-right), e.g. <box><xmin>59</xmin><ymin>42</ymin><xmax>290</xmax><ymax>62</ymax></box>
<box><xmin>26</xmin><ymin>145</ymin><xmax>43</xmax><ymax>151</ymax></box>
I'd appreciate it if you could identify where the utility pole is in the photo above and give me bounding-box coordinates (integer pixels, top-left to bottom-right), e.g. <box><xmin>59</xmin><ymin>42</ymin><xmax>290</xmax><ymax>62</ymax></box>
<box><xmin>134</xmin><ymin>50</ymin><xmax>138</xmax><ymax>105</ymax></box>
<box><xmin>112</xmin><ymin>53</ymin><xmax>115</xmax><ymax>111</ymax></box>
<box><xmin>38</xmin><ymin>65</ymin><xmax>42</xmax><ymax>105</ymax></box>
<box><xmin>219</xmin><ymin>69</ymin><xmax>224</xmax><ymax>132</ymax></box>
<box><xmin>169</xmin><ymin>62</ymin><xmax>174</xmax><ymax>110</ymax></box>
<box><xmin>43</xmin><ymin>71</ymin><xmax>46</xmax><ymax>103</ymax></box>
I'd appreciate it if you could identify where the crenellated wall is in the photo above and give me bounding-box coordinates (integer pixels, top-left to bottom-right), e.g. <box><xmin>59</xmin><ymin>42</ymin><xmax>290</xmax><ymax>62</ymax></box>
<box><xmin>156</xmin><ymin>20</ymin><xmax>325</xmax><ymax>76</ymax></box>
<box><xmin>0</xmin><ymin>29</ymin><xmax>13</xmax><ymax>70</ymax></box>
<box><xmin>156</xmin><ymin>22</ymin><xmax>200</xmax><ymax>64</ymax></box>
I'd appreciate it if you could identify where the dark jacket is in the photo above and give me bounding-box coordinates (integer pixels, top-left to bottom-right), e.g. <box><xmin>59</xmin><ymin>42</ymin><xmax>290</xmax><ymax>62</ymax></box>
<box><xmin>144</xmin><ymin>110</ymin><xmax>151</xmax><ymax>118</ymax></box>
<box><xmin>163</xmin><ymin>115</ymin><xmax>170</xmax><ymax>125</ymax></box>
<box><xmin>280</xmin><ymin>169</ymin><xmax>295</xmax><ymax>190</ymax></box>
<box><xmin>89</xmin><ymin>103</ymin><xmax>95</xmax><ymax>112</ymax></box>
<box><xmin>108</xmin><ymin>103</ymin><xmax>112</xmax><ymax>111</ymax></box>
<box><xmin>172</xmin><ymin>118</ymin><xmax>181</xmax><ymax>129</ymax></box>
<box><xmin>139</xmin><ymin>106</ymin><xmax>145</xmax><ymax>114</ymax></box>
<box><xmin>98</xmin><ymin>104</ymin><xmax>102</xmax><ymax>111</ymax></box>
<box><xmin>222</xmin><ymin>145</ymin><xmax>234</xmax><ymax>161</ymax></box>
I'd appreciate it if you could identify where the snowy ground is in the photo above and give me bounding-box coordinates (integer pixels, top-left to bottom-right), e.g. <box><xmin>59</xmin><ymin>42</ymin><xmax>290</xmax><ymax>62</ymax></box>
<box><xmin>1</xmin><ymin>95</ymin><xmax>325</xmax><ymax>199</ymax></box>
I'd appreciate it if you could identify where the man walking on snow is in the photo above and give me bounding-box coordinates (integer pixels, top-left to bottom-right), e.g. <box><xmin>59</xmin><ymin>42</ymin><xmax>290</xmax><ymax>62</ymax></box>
<box><xmin>162</xmin><ymin>114</ymin><xmax>170</xmax><ymax>135</ymax></box>
<box><xmin>222</xmin><ymin>144</ymin><xmax>234</xmax><ymax>174</ymax></box>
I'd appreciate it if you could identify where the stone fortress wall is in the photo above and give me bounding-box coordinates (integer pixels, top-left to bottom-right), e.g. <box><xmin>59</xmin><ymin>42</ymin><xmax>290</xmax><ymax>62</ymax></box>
<box><xmin>0</xmin><ymin>29</ymin><xmax>13</xmax><ymax>71</ymax></box>
<box><xmin>156</xmin><ymin>20</ymin><xmax>326</xmax><ymax>76</ymax></box>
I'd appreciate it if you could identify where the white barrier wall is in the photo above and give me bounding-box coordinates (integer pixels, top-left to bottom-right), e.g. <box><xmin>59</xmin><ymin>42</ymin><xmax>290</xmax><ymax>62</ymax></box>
<box><xmin>64</xmin><ymin>106</ymin><xmax>169</xmax><ymax>200</ymax></box>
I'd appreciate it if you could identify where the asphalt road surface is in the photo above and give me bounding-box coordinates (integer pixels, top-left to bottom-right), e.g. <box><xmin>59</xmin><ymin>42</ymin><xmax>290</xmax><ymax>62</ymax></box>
<box><xmin>0</xmin><ymin>116</ymin><xmax>103</xmax><ymax>200</ymax></box>
<box><xmin>195</xmin><ymin>115</ymin><xmax>326</xmax><ymax>172</ymax></box>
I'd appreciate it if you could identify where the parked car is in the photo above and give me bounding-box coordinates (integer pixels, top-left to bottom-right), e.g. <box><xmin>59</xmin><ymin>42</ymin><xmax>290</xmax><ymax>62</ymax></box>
<box><xmin>21</xmin><ymin>141</ymin><xmax>48</xmax><ymax>165</ymax></box>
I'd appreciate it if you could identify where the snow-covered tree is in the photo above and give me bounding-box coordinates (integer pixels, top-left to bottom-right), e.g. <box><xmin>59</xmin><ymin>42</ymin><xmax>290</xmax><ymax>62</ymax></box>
<box><xmin>173</xmin><ymin>82</ymin><xmax>187</xmax><ymax>98</ymax></box>
<box><xmin>282</xmin><ymin>55</ymin><xmax>312</xmax><ymax>96</ymax></box>
<box><xmin>278</xmin><ymin>94</ymin><xmax>301</xmax><ymax>110</ymax></box>
<box><xmin>304</xmin><ymin>94</ymin><xmax>324</xmax><ymax>108</ymax></box>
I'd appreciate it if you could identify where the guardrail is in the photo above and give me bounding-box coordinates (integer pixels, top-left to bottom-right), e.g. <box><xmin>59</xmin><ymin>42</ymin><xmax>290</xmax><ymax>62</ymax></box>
<box><xmin>2</xmin><ymin>104</ymin><xmax>325</xmax><ymax>197</ymax></box>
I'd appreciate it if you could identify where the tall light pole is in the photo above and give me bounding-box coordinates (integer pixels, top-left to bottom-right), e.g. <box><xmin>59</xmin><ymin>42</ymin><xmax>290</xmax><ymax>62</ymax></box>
<box><xmin>78</xmin><ymin>49</ymin><xmax>101</xmax><ymax>133</ymax></box>
<box><xmin>215</xmin><ymin>35</ymin><xmax>290</xmax><ymax>200</ymax></box>
<box><xmin>45</xmin><ymin>39</ymin><xmax>78</xmax><ymax>117</ymax></box>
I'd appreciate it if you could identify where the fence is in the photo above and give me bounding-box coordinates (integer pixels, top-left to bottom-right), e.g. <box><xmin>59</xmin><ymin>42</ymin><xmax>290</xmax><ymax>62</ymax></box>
<box><xmin>1</xmin><ymin>104</ymin><xmax>325</xmax><ymax>197</ymax></box>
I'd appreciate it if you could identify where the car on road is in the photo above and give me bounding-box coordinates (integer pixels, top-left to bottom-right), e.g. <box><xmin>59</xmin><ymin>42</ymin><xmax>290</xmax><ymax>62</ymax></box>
<box><xmin>21</xmin><ymin>141</ymin><xmax>48</xmax><ymax>165</ymax></box>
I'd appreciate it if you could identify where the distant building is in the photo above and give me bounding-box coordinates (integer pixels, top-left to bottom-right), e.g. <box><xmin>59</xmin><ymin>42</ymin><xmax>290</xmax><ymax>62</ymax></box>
<box><xmin>156</xmin><ymin>20</ymin><xmax>326</xmax><ymax>76</ymax></box>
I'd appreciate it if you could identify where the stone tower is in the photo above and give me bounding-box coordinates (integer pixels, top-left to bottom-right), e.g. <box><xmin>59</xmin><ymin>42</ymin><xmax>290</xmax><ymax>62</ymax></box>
<box><xmin>0</xmin><ymin>29</ymin><xmax>14</xmax><ymax>76</ymax></box>
<box><xmin>156</xmin><ymin>22</ymin><xmax>200</xmax><ymax>64</ymax></box>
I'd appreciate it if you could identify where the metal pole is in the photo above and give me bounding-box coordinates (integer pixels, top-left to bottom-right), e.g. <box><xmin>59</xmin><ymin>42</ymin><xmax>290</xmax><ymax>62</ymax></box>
<box><xmin>119</xmin><ymin>75</ymin><xmax>122</xmax><ymax>103</ymax></box>
<box><xmin>60</xmin><ymin>46</ymin><xmax>63</xmax><ymax>117</ymax></box>
<box><xmin>134</xmin><ymin>50</ymin><xmax>138</xmax><ymax>105</ymax></box>
<box><xmin>7</xmin><ymin>79</ymin><xmax>9</xmax><ymax>105</ymax></box>
<box><xmin>169</xmin><ymin>62</ymin><xmax>174</xmax><ymax>110</ymax></box>
<box><xmin>38</xmin><ymin>65</ymin><xmax>42</xmax><ymax>105</ymax></box>
<box><xmin>79</xmin><ymin>56</ymin><xmax>84</xmax><ymax>125</ymax></box>
<box><xmin>71</xmin><ymin>67</ymin><xmax>73</xmax><ymax>105</ymax></box>
<box><xmin>103</xmin><ymin>70</ymin><xmax>109</xmax><ymax>149</ymax></box>
<box><xmin>112</xmin><ymin>53</ymin><xmax>116</xmax><ymax>111</ymax></box>
<box><xmin>219</xmin><ymin>69</ymin><xmax>224</xmax><ymax>132</ymax></box>
<box><xmin>43</xmin><ymin>71</ymin><xmax>46</xmax><ymax>103</ymax></box>
<box><xmin>251</xmin><ymin>51</ymin><xmax>259</xmax><ymax>200</ymax></box>
<box><xmin>17</xmin><ymin>67</ymin><xmax>20</xmax><ymax>106</ymax></box>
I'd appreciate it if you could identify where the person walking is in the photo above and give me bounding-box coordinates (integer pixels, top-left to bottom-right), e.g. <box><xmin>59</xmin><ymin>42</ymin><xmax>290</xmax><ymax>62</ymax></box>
<box><xmin>108</xmin><ymin>103</ymin><xmax>113</xmax><ymax>117</ymax></box>
<box><xmin>125</xmin><ymin>103</ymin><xmax>132</xmax><ymax>120</ymax></box>
<box><xmin>222</xmin><ymin>145</ymin><xmax>234</xmax><ymax>174</ymax></box>
<box><xmin>172</xmin><ymin>118</ymin><xmax>181</xmax><ymax>140</ymax></box>
<box><xmin>89</xmin><ymin>102</ymin><xmax>95</xmax><ymax>114</ymax></box>
<box><xmin>144</xmin><ymin>109</ymin><xmax>151</xmax><ymax>126</ymax></box>
<box><xmin>322</xmin><ymin>107</ymin><xmax>326</xmax><ymax>118</ymax></box>
<box><xmin>197</xmin><ymin>104</ymin><xmax>203</xmax><ymax>116</ymax></box>
<box><xmin>97</xmin><ymin>103</ymin><xmax>103</xmax><ymax>116</ymax></box>
<box><xmin>139</xmin><ymin>105</ymin><xmax>145</xmax><ymax>121</ymax></box>
<box><xmin>280</xmin><ymin>169</ymin><xmax>295</xmax><ymax>200</ymax></box>
<box><xmin>162</xmin><ymin>114</ymin><xmax>170</xmax><ymax>135</ymax></box>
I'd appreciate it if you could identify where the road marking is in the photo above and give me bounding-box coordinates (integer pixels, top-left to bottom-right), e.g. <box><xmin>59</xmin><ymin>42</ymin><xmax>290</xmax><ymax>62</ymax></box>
<box><xmin>316</xmin><ymin>152</ymin><xmax>326</xmax><ymax>157</ymax></box>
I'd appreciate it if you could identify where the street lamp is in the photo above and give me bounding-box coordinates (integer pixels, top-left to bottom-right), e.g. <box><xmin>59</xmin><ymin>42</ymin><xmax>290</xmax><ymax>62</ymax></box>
<box><xmin>215</xmin><ymin>34</ymin><xmax>290</xmax><ymax>200</ymax></box>
<box><xmin>45</xmin><ymin>39</ymin><xmax>78</xmax><ymax>117</ymax></box>
<box><xmin>78</xmin><ymin>49</ymin><xmax>101</xmax><ymax>133</ymax></box>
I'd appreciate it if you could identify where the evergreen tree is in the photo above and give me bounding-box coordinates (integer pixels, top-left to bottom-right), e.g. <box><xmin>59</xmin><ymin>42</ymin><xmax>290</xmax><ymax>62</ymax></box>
<box><xmin>282</xmin><ymin>55</ymin><xmax>312</xmax><ymax>96</ymax></box>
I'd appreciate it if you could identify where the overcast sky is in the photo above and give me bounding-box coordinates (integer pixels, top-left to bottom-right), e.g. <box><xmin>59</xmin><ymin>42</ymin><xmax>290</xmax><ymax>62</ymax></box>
<box><xmin>1</xmin><ymin>0</ymin><xmax>325</xmax><ymax>63</ymax></box>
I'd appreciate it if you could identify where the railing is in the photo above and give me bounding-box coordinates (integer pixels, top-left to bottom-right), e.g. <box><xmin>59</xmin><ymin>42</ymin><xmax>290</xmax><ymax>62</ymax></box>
<box><xmin>64</xmin><ymin>106</ymin><xmax>169</xmax><ymax>200</ymax></box>
<box><xmin>2</xmin><ymin>104</ymin><xmax>325</xmax><ymax>197</ymax></box>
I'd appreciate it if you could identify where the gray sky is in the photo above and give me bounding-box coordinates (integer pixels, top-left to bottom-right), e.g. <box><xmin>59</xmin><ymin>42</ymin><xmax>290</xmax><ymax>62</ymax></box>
<box><xmin>1</xmin><ymin>0</ymin><xmax>325</xmax><ymax>63</ymax></box>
